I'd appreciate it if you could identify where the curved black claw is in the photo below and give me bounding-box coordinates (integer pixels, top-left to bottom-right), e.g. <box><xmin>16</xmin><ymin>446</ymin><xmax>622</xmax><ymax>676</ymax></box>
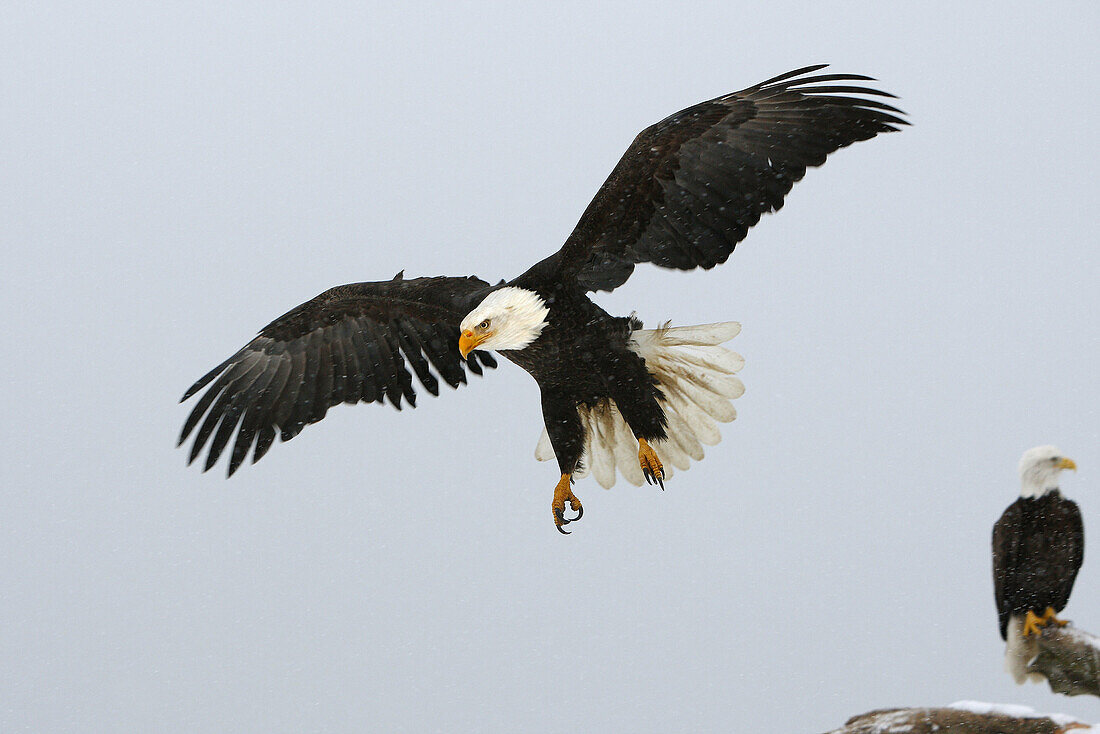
<box><xmin>553</xmin><ymin>507</ymin><xmax>572</xmax><ymax>534</ymax></box>
<box><xmin>553</xmin><ymin>501</ymin><xmax>583</xmax><ymax>533</ymax></box>
<box><xmin>642</xmin><ymin>467</ymin><xmax>665</xmax><ymax>490</ymax></box>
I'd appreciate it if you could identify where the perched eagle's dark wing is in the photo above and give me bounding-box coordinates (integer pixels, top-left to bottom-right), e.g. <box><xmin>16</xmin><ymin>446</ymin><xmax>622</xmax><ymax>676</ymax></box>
<box><xmin>1050</xmin><ymin>497</ymin><xmax>1085</xmax><ymax>612</ymax></box>
<box><xmin>993</xmin><ymin>502</ymin><xmax>1024</xmax><ymax>640</ymax></box>
<box><xmin>179</xmin><ymin>275</ymin><xmax>496</xmax><ymax>476</ymax></box>
<box><xmin>545</xmin><ymin>65</ymin><xmax>907</xmax><ymax>292</ymax></box>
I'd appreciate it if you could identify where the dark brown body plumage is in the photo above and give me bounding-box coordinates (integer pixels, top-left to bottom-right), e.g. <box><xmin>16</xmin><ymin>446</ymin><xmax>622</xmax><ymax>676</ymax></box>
<box><xmin>500</xmin><ymin>279</ymin><xmax>665</xmax><ymax>475</ymax></box>
<box><xmin>992</xmin><ymin>492</ymin><xmax>1084</xmax><ymax>639</ymax></box>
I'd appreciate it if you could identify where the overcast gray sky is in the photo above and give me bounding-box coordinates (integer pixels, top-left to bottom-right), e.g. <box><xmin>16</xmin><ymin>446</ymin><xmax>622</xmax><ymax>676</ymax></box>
<box><xmin>2</xmin><ymin>2</ymin><xmax>1098</xmax><ymax>732</ymax></box>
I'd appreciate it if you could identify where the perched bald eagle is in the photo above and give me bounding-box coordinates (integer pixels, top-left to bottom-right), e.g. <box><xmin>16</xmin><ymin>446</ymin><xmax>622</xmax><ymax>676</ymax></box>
<box><xmin>179</xmin><ymin>65</ymin><xmax>905</xmax><ymax>531</ymax></box>
<box><xmin>993</xmin><ymin>445</ymin><xmax>1084</xmax><ymax>683</ymax></box>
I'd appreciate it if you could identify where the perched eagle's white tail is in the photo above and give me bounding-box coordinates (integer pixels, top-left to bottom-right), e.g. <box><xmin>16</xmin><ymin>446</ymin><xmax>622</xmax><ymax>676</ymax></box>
<box><xmin>1004</xmin><ymin>615</ymin><xmax>1043</xmax><ymax>684</ymax></box>
<box><xmin>534</xmin><ymin>321</ymin><xmax>744</xmax><ymax>488</ymax></box>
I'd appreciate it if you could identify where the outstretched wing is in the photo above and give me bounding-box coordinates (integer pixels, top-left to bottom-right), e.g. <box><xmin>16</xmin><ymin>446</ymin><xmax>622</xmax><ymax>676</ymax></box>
<box><xmin>179</xmin><ymin>275</ymin><xmax>496</xmax><ymax>476</ymax></box>
<box><xmin>546</xmin><ymin>65</ymin><xmax>907</xmax><ymax>292</ymax></box>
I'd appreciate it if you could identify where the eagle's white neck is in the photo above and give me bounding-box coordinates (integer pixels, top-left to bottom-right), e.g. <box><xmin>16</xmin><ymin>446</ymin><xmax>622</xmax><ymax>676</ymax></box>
<box><xmin>1020</xmin><ymin>471</ymin><xmax>1060</xmax><ymax>499</ymax></box>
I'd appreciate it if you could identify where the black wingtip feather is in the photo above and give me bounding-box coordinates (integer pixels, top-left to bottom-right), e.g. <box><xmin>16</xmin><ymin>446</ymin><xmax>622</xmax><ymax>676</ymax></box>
<box><xmin>792</xmin><ymin>83</ymin><xmax>897</xmax><ymax>99</ymax></box>
<box><xmin>181</xmin><ymin>352</ymin><xmax>239</xmax><ymax>402</ymax></box>
<box><xmin>791</xmin><ymin>72</ymin><xmax>879</xmax><ymax>85</ymax></box>
<box><xmin>756</xmin><ymin>64</ymin><xmax>830</xmax><ymax>87</ymax></box>
<box><xmin>252</xmin><ymin>425</ymin><xmax>276</xmax><ymax>464</ymax></box>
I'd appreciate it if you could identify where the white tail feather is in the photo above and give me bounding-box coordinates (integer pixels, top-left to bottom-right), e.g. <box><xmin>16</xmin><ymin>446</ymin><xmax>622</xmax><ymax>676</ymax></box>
<box><xmin>533</xmin><ymin>321</ymin><xmax>744</xmax><ymax>488</ymax></box>
<box><xmin>1004</xmin><ymin>616</ymin><xmax>1043</xmax><ymax>684</ymax></box>
<box><xmin>649</xmin><ymin>321</ymin><xmax>742</xmax><ymax>345</ymax></box>
<box><xmin>661</xmin><ymin>399</ymin><xmax>706</xmax><ymax>462</ymax></box>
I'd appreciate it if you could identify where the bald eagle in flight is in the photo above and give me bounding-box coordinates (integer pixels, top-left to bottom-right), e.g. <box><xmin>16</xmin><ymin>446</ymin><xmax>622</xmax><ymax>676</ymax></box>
<box><xmin>179</xmin><ymin>65</ymin><xmax>906</xmax><ymax>531</ymax></box>
<box><xmin>993</xmin><ymin>445</ymin><xmax>1083</xmax><ymax>683</ymax></box>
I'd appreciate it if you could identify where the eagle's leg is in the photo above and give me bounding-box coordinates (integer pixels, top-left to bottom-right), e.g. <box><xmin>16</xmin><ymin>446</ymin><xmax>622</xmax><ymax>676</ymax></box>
<box><xmin>1041</xmin><ymin>606</ymin><xmax>1070</xmax><ymax>627</ymax></box>
<box><xmin>604</xmin><ymin>351</ymin><xmax>668</xmax><ymax>489</ymax></box>
<box><xmin>1022</xmin><ymin>609</ymin><xmax>1048</xmax><ymax>637</ymax></box>
<box><xmin>551</xmin><ymin>474</ymin><xmax>583</xmax><ymax>534</ymax></box>
<box><xmin>539</xmin><ymin>389</ymin><xmax>587</xmax><ymax>534</ymax></box>
<box><xmin>638</xmin><ymin>438</ymin><xmax>664</xmax><ymax>489</ymax></box>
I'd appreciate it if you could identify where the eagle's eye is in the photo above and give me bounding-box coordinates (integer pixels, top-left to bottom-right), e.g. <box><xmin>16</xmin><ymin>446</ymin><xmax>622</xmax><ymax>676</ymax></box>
<box><xmin>478</xmin><ymin>319</ymin><xmax>491</xmax><ymax>330</ymax></box>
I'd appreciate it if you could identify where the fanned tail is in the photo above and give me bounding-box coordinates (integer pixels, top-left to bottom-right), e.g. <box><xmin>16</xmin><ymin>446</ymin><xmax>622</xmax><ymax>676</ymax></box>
<box><xmin>534</xmin><ymin>321</ymin><xmax>744</xmax><ymax>488</ymax></box>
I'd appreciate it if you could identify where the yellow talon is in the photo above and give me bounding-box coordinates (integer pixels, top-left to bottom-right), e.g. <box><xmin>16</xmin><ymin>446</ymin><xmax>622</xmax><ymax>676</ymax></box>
<box><xmin>638</xmin><ymin>438</ymin><xmax>665</xmax><ymax>488</ymax></box>
<box><xmin>551</xmin><ymin>474</ymin><xmax>582</xmax><ymax>534</ymax></box>
<box><xmin>1042</xmin><ymin>606</ymin><xmax>1070</xmax><ymax>627</ymax></box>
<box><xmin>1022</xmin><ymin>609</ymin><xmax>1047</xmax><ymax>637</ymax></box>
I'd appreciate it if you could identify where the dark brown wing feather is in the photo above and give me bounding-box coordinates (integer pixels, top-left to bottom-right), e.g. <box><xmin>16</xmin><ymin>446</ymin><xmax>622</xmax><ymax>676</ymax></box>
<box><xmin>544</xmin><ymin>65</ymin><xmax>907</xmax><ymax>292</ymax></box>
<box><xmin>1052</xmin><ymin>497</ymin><xmax>1085</xmax><ymax>610</ymax></box>
<box><xmin>993</xmin><ymin>502</ymin><xmax>1023</xmax><ymax>640</ymax></box>
<box><xmin>179</xmin><ymin>275</ymin><xmax>496</xmax><ymax>476</ymax></box>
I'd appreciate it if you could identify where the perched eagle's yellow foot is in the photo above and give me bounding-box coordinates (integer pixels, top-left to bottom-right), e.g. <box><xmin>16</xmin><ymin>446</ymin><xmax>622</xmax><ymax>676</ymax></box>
<box><xmin>551</xmin><ymin>473</ymin><xmax>583</xmax><ymax>534</ymax></box>
<box><xmin>1042</xmin><ymin>606</ymin><xmax>1070</xmax><ymax>627</ymax></box>
<box><xmin>1022</xmin><ymin>609</ymin><xmax>1048</xmax><ymax>637</ymax></box>
<box><xmin>638</xmin><ymin>438</ymin><xmax>664</xmax><ymax>489</ymax></box>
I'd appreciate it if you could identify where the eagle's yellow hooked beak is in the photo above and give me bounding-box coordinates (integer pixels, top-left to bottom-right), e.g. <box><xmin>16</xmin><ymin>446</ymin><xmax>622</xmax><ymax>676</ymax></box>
<box><xmin>458</xmin><ymin>330</ymin><xmax>487</xmax><ymax>360</ymax></box>
<box><xmin>1059</xmin><ymin>457</ymin><xmax>1078</xmax><ymax>471</ymax></box>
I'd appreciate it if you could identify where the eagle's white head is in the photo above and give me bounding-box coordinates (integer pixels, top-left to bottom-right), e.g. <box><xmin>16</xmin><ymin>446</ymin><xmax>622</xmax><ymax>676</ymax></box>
<box><xmin>458</xmin><ymin>286</ymin><xmax>550</xmax><ymax>358</ymax></box>
<box><xmin>1018</xmin><ymin>445</ymin><xmax>1077</xmax><ymax>498</ymax></box>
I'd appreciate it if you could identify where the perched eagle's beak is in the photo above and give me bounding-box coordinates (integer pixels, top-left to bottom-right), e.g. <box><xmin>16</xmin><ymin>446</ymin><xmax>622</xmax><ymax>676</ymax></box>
<box><xmin>1059</xmin><ymin>457</ymin><xmax>1078</xmax><ymax>471</ymax></box>
<box><xmin>458</xmin><ymin>330</ymin><xmax>486</xmax><ymax>360</ymax></box>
